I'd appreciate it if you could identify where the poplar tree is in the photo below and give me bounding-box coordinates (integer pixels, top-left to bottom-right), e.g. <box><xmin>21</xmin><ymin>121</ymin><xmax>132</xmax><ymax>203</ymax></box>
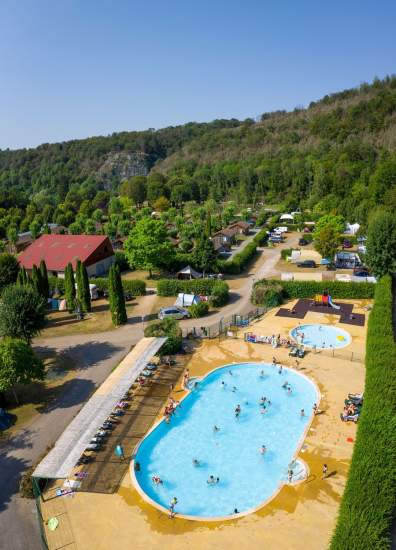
<box><xmin>17</xmin><ymin>267</ymin><xmax>29</xmax><ymax>286</ymax></box>
<box><xmin>108</xmin><ymin>264</ymin><xmax>127</xmax><ymax>326</ymax></box>
<box><xmin>76</xmin><ymin>260</ymin><xmax>91</xmax><ymax>312</ymax></box>
<box><xmin>39</xmin><ymin>259</ymin><xmax>49</xmax><ymax>298</ymax></box>
<box><xmin>31</xmin><ymin>265</ymin><xmax>43</xmax><ymax>297</ymax></box>
<box><xmin>64</xmin><ymin>263</ymin><xmax>76</xmax><ymax>312</ymax></box>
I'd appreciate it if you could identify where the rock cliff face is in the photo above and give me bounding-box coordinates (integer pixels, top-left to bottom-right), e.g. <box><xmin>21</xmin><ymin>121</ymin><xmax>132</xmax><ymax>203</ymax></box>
<box><xmin>96</xmin><ymin>151</ymin><xmax>149</xmax><ymax>186</ymax></box>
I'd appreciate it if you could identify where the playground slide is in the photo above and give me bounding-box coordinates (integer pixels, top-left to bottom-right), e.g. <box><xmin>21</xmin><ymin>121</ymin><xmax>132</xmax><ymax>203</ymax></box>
<box><xmin>328</xmin><ymin>296</ymin><xmax>341</xmax><ymax>310</ymax></box>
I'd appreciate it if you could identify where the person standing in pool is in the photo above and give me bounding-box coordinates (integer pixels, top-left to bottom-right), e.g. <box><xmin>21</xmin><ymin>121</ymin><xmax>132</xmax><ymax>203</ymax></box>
<box><xmin>235</xmin><ymin>404</ymin><xmax>241</xmax><ymax>418</ymax></box>
<box><xmin>300</xmin><ymin>409</ymin><xmax>305</xmax><ymax>417</ymax></box>
<box><xmin>278</xmin><ymin>365</ymin><xmax>283</xmax><ymax>374</ymax></box>
<box><xmin>260</xmin><ymin>445</ymin><xmax>267</xmax><ymax>454</ymax></box>
<box><xmin>213</xmin><ymin>425</ymin><xmax>220</xmax><ymax>432</ymax></box>
<box><xmin>288</xmin><ymin>469</ymin><xmax>293</xmax><ymax>483</ymax></box>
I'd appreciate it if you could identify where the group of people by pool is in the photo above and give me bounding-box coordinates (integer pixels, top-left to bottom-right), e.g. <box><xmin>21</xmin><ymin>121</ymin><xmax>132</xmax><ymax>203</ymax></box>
<box><xmin>163</xmin><ymin>397</ymin><xmax>181</xmax><ymax>423</ymax></box>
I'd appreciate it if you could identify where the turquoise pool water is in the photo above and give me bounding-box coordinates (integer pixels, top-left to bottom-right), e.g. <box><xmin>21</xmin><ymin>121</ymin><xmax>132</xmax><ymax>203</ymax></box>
<box><xmin>290</xmin><ymin>324</ymin><xmax>351</xmax><ymax>349</ymax></box>
<box><xmin>133</xmin><ymin>363</ymin><xmax>318</xmax><ymax>518</ymax></box>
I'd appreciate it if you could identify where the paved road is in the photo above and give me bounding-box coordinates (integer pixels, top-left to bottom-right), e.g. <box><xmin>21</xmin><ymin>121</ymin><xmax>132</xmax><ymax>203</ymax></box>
<box><xmin>0</xmin><ymin>234</ymin><xmax>297</xmax><ymax>550</ymax></box>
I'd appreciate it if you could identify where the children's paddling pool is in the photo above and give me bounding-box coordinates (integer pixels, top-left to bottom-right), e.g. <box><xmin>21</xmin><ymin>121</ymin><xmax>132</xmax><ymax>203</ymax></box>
<box><xmin>290</xmin><ymin>324</ymin><xmax>351</xmax><ymax>349</ymax></box>
<box><xmin>132</xmin><ymin>362</ymin><xmax>318</xmax><ymax>519</ymax></box>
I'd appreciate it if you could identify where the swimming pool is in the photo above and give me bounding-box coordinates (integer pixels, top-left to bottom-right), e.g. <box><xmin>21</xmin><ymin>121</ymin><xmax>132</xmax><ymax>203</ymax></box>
<box><xmin>290</xmin><ymin>324</ymin><xmax>351</xmax><ymax>349</ymax></box>
<box><xmin>132</xmin><ymin>362</ymin><xmax>319</xmax><ymax>519</ymax></box>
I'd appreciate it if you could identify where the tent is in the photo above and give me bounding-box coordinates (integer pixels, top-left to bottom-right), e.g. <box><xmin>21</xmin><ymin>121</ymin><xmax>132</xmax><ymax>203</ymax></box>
<box><xmin>175</xmin><ymin>293</ymin><xmax>201</xmax><ymax>307</ymax></box>
<box><xmin>280</xmin><ymin>214</ymin><xmax>294</xmax><ymax>221</ymax></box>
<box><xmin>176</xmin><ymin>265</ymin><xmax>202</xmax><ymax>280</ymax></box>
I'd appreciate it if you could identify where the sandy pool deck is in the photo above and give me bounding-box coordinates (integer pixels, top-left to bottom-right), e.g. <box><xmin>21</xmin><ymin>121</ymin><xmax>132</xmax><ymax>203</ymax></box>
<box><xmin>41</xmin><ymin>299</ymin><xmax>369</xmax><ymax>550</ymax></box>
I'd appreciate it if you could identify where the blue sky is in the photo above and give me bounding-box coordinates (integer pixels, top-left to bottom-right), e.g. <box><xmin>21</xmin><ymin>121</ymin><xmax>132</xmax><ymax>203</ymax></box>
<box><xmin>1</xmin><ymin>0</ymin><xmax>395</xmax><ymax>149</ymax></box>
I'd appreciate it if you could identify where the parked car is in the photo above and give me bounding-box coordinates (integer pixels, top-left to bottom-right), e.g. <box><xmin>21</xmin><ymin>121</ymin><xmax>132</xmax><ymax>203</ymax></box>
<box><xmin>296</xmin><ymin>260</ymin><xmax>316</xmax><ymax>268</ymax></box>
<box><xmin>342</xmin><ymin>240</ymin><xmax>353</xmax><ymax>248</ymax></box>
<box><xmin>298</xmin><ymin>238</ymin><xmax>308</xmax><ymax>246</ymax></box>
<box><xmin>353</xmin><ymin>269</ymin><xmax>370</xmax><ymax>277</ymax></box>
<box><xmin>158</xmin><ymin>306</ymin><xmax>189</xmax><ymax>320</ymax></box>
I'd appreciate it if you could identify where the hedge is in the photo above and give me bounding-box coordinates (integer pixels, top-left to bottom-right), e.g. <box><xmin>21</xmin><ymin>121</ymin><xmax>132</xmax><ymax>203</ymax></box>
<box><xmin>218</xmin><ymin>241</ymin><xmax>258</xmax><ymax>274</ymax></box>
<box><xmin>276</xmin><ymin>280</ymin><xmax>375</xmax><ymax>299</ymax></box>
<box><xmin>49</xmin><ymin>275</ymin><xmax>146</xmax><ymax>296</ymax></box>
<box><xmin>157</xmin><ymin>278</ymin><xmax>229</xmax><ymax>300</ymax></box>
<box><xmin>330</xmin><ymin>276</ymin><xmax>396</xmax><ymax>549</ymax></box>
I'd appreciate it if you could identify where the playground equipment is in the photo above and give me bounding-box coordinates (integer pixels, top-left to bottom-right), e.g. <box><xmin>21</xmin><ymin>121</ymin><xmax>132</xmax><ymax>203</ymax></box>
<box><xmin>314</xmin><ymin>291</ymin><xmax>340</xmax><ymax>310</ymax></box>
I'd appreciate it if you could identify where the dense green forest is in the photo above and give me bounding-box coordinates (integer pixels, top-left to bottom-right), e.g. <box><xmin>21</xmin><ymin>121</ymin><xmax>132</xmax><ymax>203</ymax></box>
<box><xmin>1</xmin><ymin>76</ymin><xmax>396</xmax><ymax>240</ymax></box>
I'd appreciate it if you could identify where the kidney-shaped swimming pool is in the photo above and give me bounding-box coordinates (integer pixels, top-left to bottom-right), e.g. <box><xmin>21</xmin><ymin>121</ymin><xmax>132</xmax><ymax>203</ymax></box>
<box><xmin>132</xmin><ymin>363</ymin><xmax>319</xmax><ymax>519</ymax></box>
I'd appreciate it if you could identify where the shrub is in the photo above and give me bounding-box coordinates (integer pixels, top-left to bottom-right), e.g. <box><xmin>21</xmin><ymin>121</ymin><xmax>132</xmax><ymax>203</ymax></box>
<box><xmin>280</xmin><ymin>248</ymin><xmax>294</xmax><ymax>260</ymax></box>
<box><xmin>209</xmin><ymin>281</ymin><xmax>230</xmax><ymax>307</ymax></box>
<box><xmin>253</xmin><ymin>228</ymin><xmax>269</xmax><ymax>246</ymax></box>
<box><xmin>189</xmin><ymin>301</ymin><xmax>209</xmax><ymax>318</ymax></box>
<box><xmin>274</xmin><ymin>280</ymin><xmax>375</xmax><ymax>299</ymax></box>
<box><xmin>218</xmin><ymin>241</ymin><xmax>258</xmax><ymax>274</ymax></box>
<box><xmin>48</xmin><ymin>276</ymin><xmax>146</xmax><ymax>296</ymax></box>
<box><xmin>251</xmin><ymin>280</ymin><xmax>283</xmax><ymax>307</ymax></box>
<box><xmin>157</xmin><ymin>278</ymin><xmax>217</xmax><ymax>297</ymax></box>
<box><xmin>330</xmin><ymin>276</ymin><xmax>396</xmax><ymax>549</ymax></box>
<box><xmin>144</xmin><ymin>317</ymin><xmax>182</xmax><ymax>356</ymax></box>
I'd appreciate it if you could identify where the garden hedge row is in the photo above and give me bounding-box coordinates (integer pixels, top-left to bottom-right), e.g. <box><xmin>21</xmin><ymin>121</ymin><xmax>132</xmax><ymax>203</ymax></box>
<box><xmin>218</xmin><ymin>241</ymin><xmax>258</xmax><ymax>274</ymax></box>
<box><xmin>330</xmin><ymin>275</ymin><xmax>396</xmax><ymax>549</ymax></box>
<box><xmin>278</xmin><ymin>280</ymin><xmax>375</xmax><ymax>299</ymax></box>
<box><xmin>156</xmin><ymin>278</ymin><xmax>228</xmax><ymax>298</ymax></box>
<box><xmin>48</xmin><ymin>276</ymin><xmax>146</xmax><ymax>296</ymax></box>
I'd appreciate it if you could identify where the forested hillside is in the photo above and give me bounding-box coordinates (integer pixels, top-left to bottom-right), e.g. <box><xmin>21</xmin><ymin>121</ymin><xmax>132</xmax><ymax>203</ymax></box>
<box><xmin>1</xmin><ymin>76</ymin><xmax>396</xmax><ymax>240</ymax></box>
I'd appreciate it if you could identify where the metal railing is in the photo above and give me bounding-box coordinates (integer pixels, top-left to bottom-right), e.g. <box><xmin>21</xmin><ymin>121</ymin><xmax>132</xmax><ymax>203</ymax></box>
<box><xmin>182</xmin><ymin>307</ymin><xmax>266</xmax><ymax>339</ymax></box>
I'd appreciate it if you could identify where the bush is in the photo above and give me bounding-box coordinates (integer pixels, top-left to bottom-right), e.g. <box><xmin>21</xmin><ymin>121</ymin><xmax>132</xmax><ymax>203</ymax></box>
<box><xmin>48</xmin><ymin>275</ymin><xmax>146</xmax><ymax>296</ymax></box>
<box><xmin>275</xmin><ymin>280</ymin><xmax>375</xmax><ymax>299</ymax></box>
<box><xmin>209</xmin><ymin>281</ymin><xmax>230</xmax><ymax>307</ymax></box>
<box><xmin>189</xmin><ymin>301</ymin><xmax>209</xmax><ymax>318</ymax></box>
<box><xmin>144</xmin><ymin>317</ymin><xmax>182</xmax><ymax>356</ymax></box>
<box><xmin>218</xmin><ymin>241</ymin><xmax>258</xmax><ymax>274</ymax></box>
<box><xmin>251</xmin><ymin>280</ymin><xmax>283</xmax><ymax>307</ymax></box>
<box><xmin>280</xmin><ymin>248</ymin><xmax>294</xmax><ymax>260</ymax></box>
<box><xmin>253</xmin><ymin>228</ymin><xmax>269</xmax><ymax>246</ymax></box>
<box><xmin>330</xmin><ymin>276</ymin><xmax>396</xmax><ymax>550</ymax></box>
<box><xmin>157</xmin><ymin>278</ymin><xmax>218</xmax><ymax>297</ymax></box>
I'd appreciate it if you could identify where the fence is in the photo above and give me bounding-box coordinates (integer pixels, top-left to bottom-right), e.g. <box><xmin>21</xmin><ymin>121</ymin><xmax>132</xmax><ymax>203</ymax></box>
<box><xmin>181</xmin><ymin>307</ymin><xmax>267</xmax><ymax>339</ymax></box>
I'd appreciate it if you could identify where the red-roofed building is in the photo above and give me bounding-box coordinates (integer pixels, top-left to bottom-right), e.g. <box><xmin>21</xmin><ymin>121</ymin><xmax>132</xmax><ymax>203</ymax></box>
<box><xmin>19</xmin><ymin>234</ymin><xmax>115</xmax><ymax>277</ymax></box>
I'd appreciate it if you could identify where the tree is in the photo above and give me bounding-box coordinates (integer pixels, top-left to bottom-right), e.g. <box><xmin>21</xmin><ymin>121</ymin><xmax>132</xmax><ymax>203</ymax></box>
<box><xmin>29</xmin><ymin>219</ymin><xmax>41</xmax><ymax>240</ymax></box>
<box><xmin>0</xmin><ymin>253</ymin><xmax>19</xmax><ymax>291</ymax></box>
<box><xmin>31</xmin><ymin>265</ymin><xmax>44</xmax><ymax>297</ymax></box>
<box><xmin>314</xmin><ymin>214</ymin><xmax>345</xmax><ymax>236</ymax></box>
<box><xmin>0</xmin><ymin>338</ymin><xmax>45</xmax><ymax>401</ymax></box>
<box><xmin>366</xmin><ymin>211</ymin><xmax>396</xmax><ymax>277</ymax></box>
<box><xmin>124</xmin><ymin>218</ymin><xmax>174</xmax><ymax>277</ymax></box>
<box><xmin>108</xmin><ymin>264</ymin><xmax>127</xmax><ymax>326</ymax></box>
<box><xmin>144</xmin><ymin>317</ymin><xmax>182</xmax><ymax>356</ymax></box>
<box><xmin>119</xmin><ymin>176</ymin><xmax>147</xmax><ymax>206</ymax></box>
<box><xmin>16</xmin><ymin>267</ymin><xmax>30</xmax><ymax>286</ymax></box>
<box><xmin>192</xmin><ymin>237</ymin><xmax>217</xmax><ymax>276</ymax></box>
<box><xmin>314</xmin><ymin>225</ymin><xmax>340</xmax><ymax>262</ymax></box>
<box><xmin>76</xmin><ymin>260</ymin><xmax>91</xmax><ymax>312</ymax></box>
<box><xmin>7</xmin><ymin>226</ymin><xmax>18</xmax><ymax>248</ymax></box>
<box><xmin>40</xmin><ymin>259</ymin><xmax>49</xmax><ymax>299</ymax></box>
<box><xmin>64</xmin><ymin>262</ymin><xmax>76</xmax><ymax>312</ymax></box>
<box><xmin>153</xmin><ymin>196</ymin><xmax>170</xmax><ymax>212</ymax></box>
<box><xmin>0</xmin><ymin>285</ymin><xmax>46</xmax><ymax>343</ymax></box>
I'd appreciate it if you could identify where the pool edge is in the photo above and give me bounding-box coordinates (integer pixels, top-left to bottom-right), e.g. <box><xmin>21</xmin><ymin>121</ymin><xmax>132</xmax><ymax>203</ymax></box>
<box><xmin>130</xmin><ymin>361</ymin><xmax>321</xmax><ymax>522</ymax></box>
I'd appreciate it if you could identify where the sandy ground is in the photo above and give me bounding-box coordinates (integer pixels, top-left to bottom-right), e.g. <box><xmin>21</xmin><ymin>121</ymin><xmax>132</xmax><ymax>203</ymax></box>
<box><xmin>42</xmin><ymin>299</ymin><xmax>368</xmax><ymax>550</ymax></box>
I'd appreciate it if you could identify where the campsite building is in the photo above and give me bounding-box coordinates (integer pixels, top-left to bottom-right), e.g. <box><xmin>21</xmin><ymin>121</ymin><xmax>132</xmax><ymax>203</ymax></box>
<box><xmin>19</xmin><ymin>234</ymin><xmax>115</xmax><ymax>277</ymax></box>
<box><xmin>228</xmin><ymin>221</ymin><xmax>250</xmax><ymax>235</ymax></box>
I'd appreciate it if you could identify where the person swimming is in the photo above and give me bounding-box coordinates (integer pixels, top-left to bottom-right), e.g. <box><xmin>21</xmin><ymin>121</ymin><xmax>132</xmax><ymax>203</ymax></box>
<box><xmin>260</xmin><ymin>445</ymin><xmax>267</xmax><ymax>454</ymax></box>
<box><xmin>229</xmin><ymin>370</ymin><xmax>233</xmax><ymax>376</ymax></box>
<box><xmin>300</xmin><ymin>409</ymin><xmax>305</xmax><ymax>417</ymax></box>
<box><xmin>260</xmin><ymin>370</ymin><xmax>265</xmax><ymax>378</ymax></box>
<box><xmin>235</xmin><ymin>404</ymin><xmax>241</xmax><ymax>418</ymax></box>
<box><xmin>232</xmin><ymin>386</ymin><xmax>237</xmax><ymax>392</ymax></box>
<box><xmin>213</xmin><ymin>425</ymin><xmax>220</xmax><ymax>432</ymax></box>
<box><xmin>278</xmin><ymin>365</ymin><xmax>283</xmax><ymax>374</ymax></box>
<box><xmin>192</xmin><ymin>459</ymin><xmax>200</xmax><ymax>467</ymax></box>
<box><xmin>282</xmin><ymin>381</ymin><xmax>288</xmax><ymax>389</ymax></box>
<box><xmin>152</xmin><ymin>475</ymin><xmax>163</xmax><ymax>485</ymax></box>
<box><xmin>207</xmin><ymin>475</ymin><xmax>219</xmax><ymax>485</ymax></box>
<box><xmin>221</xmin><ymin>381</ymin><xmax>227</xmax><ymax>389</ymax></box>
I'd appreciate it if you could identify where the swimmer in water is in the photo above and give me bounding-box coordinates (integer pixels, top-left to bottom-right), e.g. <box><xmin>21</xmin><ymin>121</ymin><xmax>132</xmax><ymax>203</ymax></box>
<box><xmin>192</xmin><ymin>459</ymin><xmax>200</xmax><ymax>467</ymax></box>
<box><xmin>235</xmin><ymin>404</ymin><xmax>241</xmax><ymax>418</ymax></box>
<box><xmin>300</xmin><ymin>409</ymin><xmax>305</xmax><ymax>417</ymax></box>
<box><xmin>278</xmin><ymin>365</ymin><xmax>283</xmax><ymax>374</ymax></box>
<box><xmin>229</xmin><ymin>370</ymin><xmax>233</xmax><ymax>376</ymax></box>
<box><xmin>282</xmin><ymin>381</ymin><xmax>288</xmax><ymax>389</ymax></box>
<box><xmin>287</xmin><ymin>386</ymin><xmax>292</xmax><ymax>394</ymax></box>
<box><xmin>260</xmin><ymin>445</ymin><xmax>267</xmax><ymax>454</ymax></box>
<box><xmin>213</xmin><ymin>425</ymin><xmax>220</xmax><ymax>432</ymax></box>
<box><xmin>260</xmin><ymin>370</ymin><xmax>265</xmax><ymax>378</ymax></box>
<box><xmin>152</xmin><ymin>475</ymin><xmax>163</xmax><ymax>485</ymax></box>
<box><xmin>221</xmin><ymin>381</ymin><xmax>227</xmax><ymax>389</ymax></box>
<box><xmin>232</xmin><ymin>386</ymin><xmax>237</xmax><ymax>392</ymax></box>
